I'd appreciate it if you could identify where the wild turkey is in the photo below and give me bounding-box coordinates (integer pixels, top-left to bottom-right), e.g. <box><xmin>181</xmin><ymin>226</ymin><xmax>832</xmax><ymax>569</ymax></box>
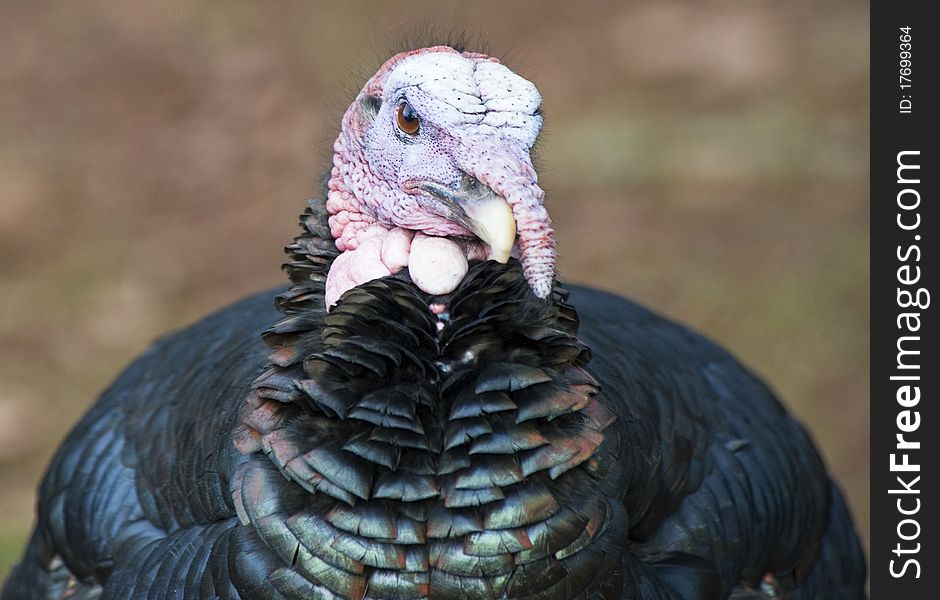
<box><xmin>3</xmin><ymin>45</ymin><xmax>866</xmax><ymax>599</ymax></box>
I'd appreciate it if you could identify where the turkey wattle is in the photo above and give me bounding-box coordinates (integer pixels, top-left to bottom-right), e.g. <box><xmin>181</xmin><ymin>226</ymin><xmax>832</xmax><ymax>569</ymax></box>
<box><xmin>2</xmin><ymin>46</ymin><xmax>866</xmax><ymax>599</ymax></box>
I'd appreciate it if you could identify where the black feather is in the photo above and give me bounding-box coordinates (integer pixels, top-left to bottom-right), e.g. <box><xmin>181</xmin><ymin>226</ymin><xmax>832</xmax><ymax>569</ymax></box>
<box><xmin>2</xmin><ymin>195</ymin><xmax>866</xmax><ymax>599</ymax></box>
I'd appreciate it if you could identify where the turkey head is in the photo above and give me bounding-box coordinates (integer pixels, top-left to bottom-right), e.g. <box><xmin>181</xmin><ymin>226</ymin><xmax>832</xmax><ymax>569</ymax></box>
<box><xmin>324</xmin><ymin>46</ymin><xmax>555</xmax><ymax>307</ymax></box>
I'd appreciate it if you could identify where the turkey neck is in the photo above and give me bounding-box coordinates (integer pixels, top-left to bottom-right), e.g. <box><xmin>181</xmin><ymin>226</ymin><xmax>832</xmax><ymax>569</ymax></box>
<box><xmin>230</xmin><ymin>197</ymin><xmax>624</xmax><ymax>599</ymax></box>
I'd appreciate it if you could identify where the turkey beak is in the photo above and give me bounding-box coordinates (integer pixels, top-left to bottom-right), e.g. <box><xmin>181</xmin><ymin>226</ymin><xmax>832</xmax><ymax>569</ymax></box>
<box><xmin>414</xmin><ymin>178</ymin><xmax>517</xmax><ymax>264</ymax></box>
<box><xmin>461</xmin><ymin>192</ymin><xmax>516</xmax><ymax>263</ymax></box>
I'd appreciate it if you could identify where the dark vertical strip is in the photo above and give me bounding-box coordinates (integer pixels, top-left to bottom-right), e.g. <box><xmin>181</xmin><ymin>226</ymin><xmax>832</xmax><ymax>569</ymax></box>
<box><xmin>871</xmin><ymin>0</ymin><xmax>935</xmax><ymax>596</ymax></box>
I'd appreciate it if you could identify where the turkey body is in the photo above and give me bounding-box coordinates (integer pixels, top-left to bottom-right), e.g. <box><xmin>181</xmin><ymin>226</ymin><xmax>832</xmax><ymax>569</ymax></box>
<box><xmin>3</xmin><ymin>203</ymin><xmax>866</xmax><ymax>599</ymax></box>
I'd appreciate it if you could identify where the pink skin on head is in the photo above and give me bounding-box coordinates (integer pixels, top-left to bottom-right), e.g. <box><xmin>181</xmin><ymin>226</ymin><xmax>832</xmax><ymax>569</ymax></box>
<box><xmin>323</xmin><ymin>47</ymin><xmax>554</xmax><ymax>308</ymax></box>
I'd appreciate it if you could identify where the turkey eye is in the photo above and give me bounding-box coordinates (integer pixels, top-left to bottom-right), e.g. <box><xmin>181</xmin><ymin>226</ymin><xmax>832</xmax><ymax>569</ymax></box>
<box><xmin>396</xmin><ymin>102</ymin><xmax>420</xmax><ymax>135</ymax></box>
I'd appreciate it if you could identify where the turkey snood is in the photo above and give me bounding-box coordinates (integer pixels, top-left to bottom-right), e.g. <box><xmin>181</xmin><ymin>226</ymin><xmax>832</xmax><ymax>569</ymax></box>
<box><xmin>325</xmin><ymin>46</ymin><xmax>554</xmax><ymax>307</ymax></box>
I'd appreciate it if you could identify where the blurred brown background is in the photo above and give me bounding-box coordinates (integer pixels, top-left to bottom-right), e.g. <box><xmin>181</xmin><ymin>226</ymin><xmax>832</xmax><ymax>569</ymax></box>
<box><xmin>0</xmin><ymin>0</ymin><xmax>868</xmax><ymax>581</ymax></box>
